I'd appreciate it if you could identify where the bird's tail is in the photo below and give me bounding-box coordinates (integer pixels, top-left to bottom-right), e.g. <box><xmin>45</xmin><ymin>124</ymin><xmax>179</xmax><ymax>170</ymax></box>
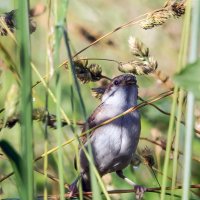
<box><xmin>69</xmin><ymin>173</ymin><xmax>91</xmax><ymax>197</ymax></box>
<box><xmin>81</xmin><ymin>173</ymin><xmax>91</xmax><ymax>192</ymax></box>
<box><xmin>69</xmin><ymin>177</ymin><xmax>79</xmax><ymax>197</ymax></box>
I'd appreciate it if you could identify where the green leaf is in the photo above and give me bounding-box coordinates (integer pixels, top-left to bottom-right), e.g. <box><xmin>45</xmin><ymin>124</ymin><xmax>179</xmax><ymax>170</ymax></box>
<box><xmin>174</xmin><ymin>58</ymin><xmax>200</xmax><ymax>99</ymax></box>
<box><xmin>0</xmin><ymin>140</ymin><xmax>25</xmax><ymax>199</ymax></box>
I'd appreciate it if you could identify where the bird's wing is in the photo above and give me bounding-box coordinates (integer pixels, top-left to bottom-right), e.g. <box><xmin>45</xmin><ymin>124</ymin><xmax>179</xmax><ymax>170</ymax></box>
<box><xmin>74</xmin><ymin>103</ymin><xmax>105</xmax><ymax>170</ymax></box>
<box><xmin>80</xmin><ymin>103</ymin><xmax>105</xmax><ymax>145</ymax></box>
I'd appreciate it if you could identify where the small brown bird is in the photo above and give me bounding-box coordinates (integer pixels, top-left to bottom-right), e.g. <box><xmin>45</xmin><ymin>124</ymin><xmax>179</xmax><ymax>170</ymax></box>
<box><xmin>70</xmin><ymin>74</ymin><xmax>145</xmax><ymax>199</ymax></box>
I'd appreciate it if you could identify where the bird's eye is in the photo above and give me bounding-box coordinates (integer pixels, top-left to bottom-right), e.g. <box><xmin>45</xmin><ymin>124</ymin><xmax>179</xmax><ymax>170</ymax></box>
<box><xmin>114</xmin><ymin>80</ymin><xmax>120</xmax><ymax>86</ymax></box>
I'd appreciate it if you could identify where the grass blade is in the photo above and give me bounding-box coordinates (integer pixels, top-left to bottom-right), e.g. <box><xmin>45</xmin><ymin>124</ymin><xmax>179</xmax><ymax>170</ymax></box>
<box><xmin>17</xmin><ymin>0</ymin><xmax>34</xmax><ymax>199</ymax></box>
<box><xmin>183</xmin><ymin>0</ymin><xmax>200</xmax><ymax>199</ymax></box>
<box><xmin>0</xmin><ymin>140</ymin><xmax>25</xmax><ymax>199</ymax></box>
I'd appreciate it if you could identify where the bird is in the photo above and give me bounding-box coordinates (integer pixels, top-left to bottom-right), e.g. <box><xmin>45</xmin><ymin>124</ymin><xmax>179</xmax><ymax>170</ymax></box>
<box><xmin>70</xmin><ymin>73</ymin><xmax>145</xmax><ymax>199</ymax></box>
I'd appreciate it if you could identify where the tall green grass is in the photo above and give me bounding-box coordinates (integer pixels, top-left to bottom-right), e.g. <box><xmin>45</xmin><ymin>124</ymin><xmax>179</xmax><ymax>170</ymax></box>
<box><xmin>161</xmin><ymin>2</ymin><xmax>191</xmax><ymax>198</ymax></box>
<box><xmin>182</xmin><ymin>0</ymin><xmax>200</xmax><ymax>199</ymax></box>
<box><xmin>53</xmin><ymin>1</ymin><xmax>69</xmax><ymax>200</ymax></box>
<box><xmin>18</xmin><ymin>0</ymin><xmax>34</xmax><ymax>199</ymax></box>
<box><xmin>162</xmin><ymin>1</ymin><xmax>200</xmax><ymax>200</ymax></box>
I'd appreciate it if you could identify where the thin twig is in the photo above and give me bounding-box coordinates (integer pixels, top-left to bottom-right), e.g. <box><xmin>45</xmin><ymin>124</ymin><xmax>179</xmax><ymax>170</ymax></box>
<box><xmin>140</xmin><ymin>137</ymin><xmax>200</xmax><ymax>163</ymax></box>
<box><xmin>46</xmin><ymin>184</ymin><xmax>200</xmax><ymax>199</ymax></box>
<box><xmin>0</xmin><ymin>172</ymin><xmax>14</xmax><ymax>183</ymax></box>
<box><xmin>72</xmin><ymin>17</ymin><xmax>147</xmax><ymax>58</ymax></box>
<box><xmin>60</xmin><ymin>57</ymin><xmax>121</xmax><ymax>67</ymax></box>
<box><xmin>71</xmin><ymin>1</ymin><xmax>185</xmax><ymax>58</ymax></box>
<box><xmin>100</xmin><ymin>74</ymin><xmax>112</xmax><ymax>81</ymax></box>
<box><xmin>35</xmin><ymin>168</ymin><xmax>69</xmax><ymax>189</ymax></box>
<box><xmin>138</xmin><ymin>96</ymin><xmax>200</xmax><ymax>135</ymax></box>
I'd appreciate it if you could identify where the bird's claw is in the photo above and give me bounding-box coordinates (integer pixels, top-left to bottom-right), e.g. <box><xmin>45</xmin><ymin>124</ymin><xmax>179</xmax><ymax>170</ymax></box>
<box><xmin>134</xmin><ymin>185</ymin><xmax>146</xmax><ymax>200</ymax></box>
<box><xmin>68</xmin><ymin>181</ymin><xmax>78</xmax><ymax>198</ymax></box>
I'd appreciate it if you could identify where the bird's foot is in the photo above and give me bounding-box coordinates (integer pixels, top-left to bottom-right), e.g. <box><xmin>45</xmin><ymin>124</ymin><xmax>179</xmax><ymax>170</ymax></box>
<box><xmin>68</xmin><ymin>181</ymin><xmax>78</xmax><ymax>198</ymax></box>
<box><xmin>134</xmin><ymin>185</ymin><xmax>146</xmax><ymax>200</ymax></box>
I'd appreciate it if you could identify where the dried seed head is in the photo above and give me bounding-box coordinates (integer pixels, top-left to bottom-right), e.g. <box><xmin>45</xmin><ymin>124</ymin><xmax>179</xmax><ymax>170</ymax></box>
<box><xmin>118</xmin><ymin>62</ymin><xmax>136</xmax><ymax>74</ymax></box>
<box><xmin>76</xmin><ymin>72</ymin><xmax>91</xmax><ymax>84</ymax></box>
<box><xmin>73</xmin><ymin>59</ymin><xmax>90</xmax><ymax>83</ymax></box>
<box><xmin>148</xmin><ymin>57</ymin><xmax>158</xmax><ymax>70</ymax></box>
<box><xmin>88</xmin><ymin>64</ymin><xmax>102</xmax><ymax>81</ymax></box>
<box><xmin>140</xmin><ymin>147</ymin><xmax>155</xmax><ymax>167</ymax></box>
<box><xmin>74</xmin><ymin>59</ymin><xmax>88</xmax><ymax>69</ymax></box>
<box><xmin>32</xmin><ymin>108</ymin><xmax>46</xmax><ymax>121</ymax></box>
<box><xmin>171</xmin><ymin>2</ymin><xmax>185</xmax><ymax>17</ymax></box>
<box><xmin>140</xmin><ymin>9</ymin><xmax>174</xmax><ymax>29</ymax></box>
<box><xmin>119</xmin><ymin>37</ymin><xmax>158</xmax><ymax>75</ymax></box>
<box><xmin>129</xmin><ymin>36</ymin><xmax>149</xmax><ymax>57</ymax></box>
<box><xmin>0</xmin><ymin>10</ymin><xmax>16</xmax><ymax>36</ymax></box>
<box><xmin>0</xmin><ymin>108</ymin><xmax>69</xmax><ymax>130</ymax></box>
<box><xmin>0</xmin><ymin>9</ymin><xmax>36</xmax><ymax>36</ymax></box>
<box><xmin>32</xmin><ymin>108</ymin><xmax>69</xmax><ymax>129</ymax></box>
<box><xmin>122</xmin><ymin>61</ymin><xmax>147</xmax><ymax>75</ymax></box>
<box><xmin>140</xmin><ymin>2</ymin><xmax>185</xmax><ymax>30</ymax></box>
<box><xmin>73</xmin><ymin>60</ymin><xmax>102</xmax><ymax>83</ymax></box>
<box><xmin>119</xmin><ymin>59</ymin><xmax>157</xmax><ymax>75</ymax></box>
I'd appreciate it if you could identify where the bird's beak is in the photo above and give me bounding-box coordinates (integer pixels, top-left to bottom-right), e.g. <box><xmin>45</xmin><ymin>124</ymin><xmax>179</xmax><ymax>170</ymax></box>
<box><xmin>124</xmin><ymin>76</ymin><xmax>137</xmax><ymax>86</ymax></box>
<box><xmin>124</xmin><ymin>79</ymin><xmax>137</xmax><ymax>86</ymax></box>
<box><xmin>126</xmin><ymin>80</ymin><xmax>136</xmax><ymax>85</ymax></box>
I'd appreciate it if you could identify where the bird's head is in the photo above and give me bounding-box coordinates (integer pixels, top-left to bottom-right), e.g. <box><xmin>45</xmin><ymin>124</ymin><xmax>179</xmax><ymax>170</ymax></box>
<box><xmin>102</xmin><ymin>74</ymin><xmax>138</xmax><ymax>106</ymax></box>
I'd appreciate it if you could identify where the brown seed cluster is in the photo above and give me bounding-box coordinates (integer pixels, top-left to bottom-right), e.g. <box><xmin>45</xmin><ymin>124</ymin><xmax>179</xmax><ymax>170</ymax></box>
<box><xmin>130</xmin><ymin>147</ymin><xmax>155</xmax><ymax>168</ymax></box>
<box><xmin>140</xmin><ymin>1</ymin><xmax>185</xmax><ymax>29</ymax></box>
<box><xmin>140</xmin><ymin>147</ymin><xmax>155</xmax><ymax>167</ymax></box>
<box><xmin>73</xmin><ymin>59</ymin><xmax>102</xmax><ymax>83</ymax></box>
<box><xmin>0</xmin><ymin>108</ymin><xmax>69</xmax><ymax>130</ymax></box>
<box><xmin>0</xmin><ymin>9</ymin><xmax>36</xmax><ymax>36</ymax></box>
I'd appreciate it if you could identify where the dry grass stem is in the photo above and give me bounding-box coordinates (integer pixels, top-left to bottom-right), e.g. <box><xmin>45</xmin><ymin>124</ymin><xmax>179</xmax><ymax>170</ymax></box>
<box><xmin>45</xmin><ymin>184</ymin><xmax>200</xmax><ymax>199</ymax></box>
<box><xmin>140</xmin><ymin>137</ymin><xmax>200</xmax><ymax>163</ymax></box>
<box><xmin>154</xmin><ymin>69</ymin><xmax>174</xmax><ymax>90</ymax></box>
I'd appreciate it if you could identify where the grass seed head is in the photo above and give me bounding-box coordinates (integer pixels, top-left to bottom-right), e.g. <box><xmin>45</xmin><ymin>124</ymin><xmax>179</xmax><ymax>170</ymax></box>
<box><xmin>140</xmin><ymin>1</ymin><xmax>185</xmax><ymax>30</ymax></box>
